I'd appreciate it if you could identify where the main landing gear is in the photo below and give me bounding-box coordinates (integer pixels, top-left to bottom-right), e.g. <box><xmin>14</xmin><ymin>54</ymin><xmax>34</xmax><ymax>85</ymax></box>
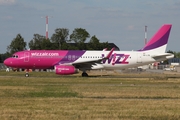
<box><xmin>82</xmin><ymin>72</ymin><xmax>88</xmax><ymax>77</ymax></box>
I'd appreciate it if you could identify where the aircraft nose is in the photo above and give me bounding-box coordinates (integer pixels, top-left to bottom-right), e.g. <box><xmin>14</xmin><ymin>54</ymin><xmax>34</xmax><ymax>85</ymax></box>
<box><xmin>4</xmin><ymin>58</ymin><xmax>11</xmax><ymax>67</ymax></box>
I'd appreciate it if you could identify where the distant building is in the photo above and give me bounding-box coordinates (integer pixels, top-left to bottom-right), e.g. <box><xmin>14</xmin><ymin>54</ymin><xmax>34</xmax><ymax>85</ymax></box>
<box><xmin>107</xmin><ymin>43</ymin><xmax>120</xmax><ymax>51</ymax></box>
<box><xmin>67</xmin><ymin>43</ymin><xmax>120</xmax><ymax>51</ymax></box>
<box><xmin>168</xmin><ymin>58</ymin><xmax>180</xmax><ymax>65</ymax></box>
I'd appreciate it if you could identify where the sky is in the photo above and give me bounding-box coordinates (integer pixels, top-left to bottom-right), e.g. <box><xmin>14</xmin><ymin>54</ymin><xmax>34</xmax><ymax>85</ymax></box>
<box><xmin>0</xmin><ymin>0</ymin><xmax>180</xmax><ymax>53</ymax></box>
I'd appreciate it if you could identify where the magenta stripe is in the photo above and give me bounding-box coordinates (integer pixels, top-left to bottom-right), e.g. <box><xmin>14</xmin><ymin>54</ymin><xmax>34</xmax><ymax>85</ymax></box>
<box><xmin>139</xmin><ymin>24</ymin><xmax>172</xmax><ymax>51</ymax></box>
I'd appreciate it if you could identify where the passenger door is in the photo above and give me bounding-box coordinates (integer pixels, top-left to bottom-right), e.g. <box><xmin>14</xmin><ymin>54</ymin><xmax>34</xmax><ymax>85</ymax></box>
<box><xmin>24</xmin><ymin>52</ymin><xmax>29</xmax><ymax>62</ymax></box>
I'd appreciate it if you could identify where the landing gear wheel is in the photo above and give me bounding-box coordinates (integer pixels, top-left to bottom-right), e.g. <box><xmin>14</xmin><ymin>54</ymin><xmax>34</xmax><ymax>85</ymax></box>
<box><xmin>25</xmin><ymin>73</ymin><xmax>29</xmax><ymax>77</ymax></box>
<box><xmin>82</xmin><ymin>72</ymin><xmax>88</xmax><ymax>77</ymax></box>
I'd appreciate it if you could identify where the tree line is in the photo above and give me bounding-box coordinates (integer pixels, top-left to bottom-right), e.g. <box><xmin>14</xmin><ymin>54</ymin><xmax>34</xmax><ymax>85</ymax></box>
<box><xmin>0</xmin><ymin>27</ymin><xmax>179</xmax><ymax>63</ymax></box>
<box><xmin>0</xmin><ymin>28</ymin><xmax>110</xmax><ymax>62</ymax></box>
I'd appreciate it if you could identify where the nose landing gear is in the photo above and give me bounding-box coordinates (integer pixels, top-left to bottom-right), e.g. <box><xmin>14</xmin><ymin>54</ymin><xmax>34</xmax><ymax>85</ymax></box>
<box><xmin>25</xmin><ymin>72</ymin><xmax>29</xmax><ymax>77</ymax></box>
<box><xmin>25</xmin><ymin>69</ymin><xmax>30</xmax><ymax>77</ymax></box>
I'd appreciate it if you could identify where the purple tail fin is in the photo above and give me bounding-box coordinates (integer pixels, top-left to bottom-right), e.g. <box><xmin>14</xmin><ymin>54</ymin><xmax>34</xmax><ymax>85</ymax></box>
<box><xmin>140</xmin><ymin>24</ymin><xmax>172</xmax><ymax>52</ymax></box>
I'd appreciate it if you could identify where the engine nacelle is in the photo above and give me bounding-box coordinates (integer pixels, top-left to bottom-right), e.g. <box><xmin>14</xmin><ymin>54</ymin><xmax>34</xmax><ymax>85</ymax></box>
<box><xmin>55</xmin><ymin>65</ymin><xmax>78</xmax><ymax>75</ymax></box>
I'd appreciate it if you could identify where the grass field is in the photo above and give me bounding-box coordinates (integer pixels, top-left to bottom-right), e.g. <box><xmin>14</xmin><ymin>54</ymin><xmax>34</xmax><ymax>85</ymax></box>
<box><xmin>0</xmin><ymin>71</ymin><xmax>180</xmax><ymax>120</ymax></box>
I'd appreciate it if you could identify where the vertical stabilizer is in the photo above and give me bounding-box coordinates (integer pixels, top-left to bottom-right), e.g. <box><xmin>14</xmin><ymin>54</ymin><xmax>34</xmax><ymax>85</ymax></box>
<box><xmin>140</xmin><ymin>24</ymin><xmax>172</xmax><ymax>53</ymax></box>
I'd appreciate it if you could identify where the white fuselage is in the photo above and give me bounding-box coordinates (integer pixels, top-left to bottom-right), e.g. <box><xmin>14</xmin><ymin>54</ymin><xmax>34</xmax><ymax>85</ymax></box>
<box><xmin>73</xmin><ymin>50</ymin><xmax>164</xmax><ymax>70</ymax></box>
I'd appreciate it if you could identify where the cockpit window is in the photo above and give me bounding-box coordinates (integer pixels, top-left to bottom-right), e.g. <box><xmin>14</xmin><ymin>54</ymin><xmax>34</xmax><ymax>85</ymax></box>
<box><xmin>12</xmin><ymin>55</ymin><xmax>18</xmax><ymax>58</ymax></box>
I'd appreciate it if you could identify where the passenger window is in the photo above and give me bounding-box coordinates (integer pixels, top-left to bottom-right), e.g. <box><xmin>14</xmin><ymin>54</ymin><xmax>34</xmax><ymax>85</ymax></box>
<box><xmin>68</xmin><ymin>55</ymin><xmax>71</xmax><ymax>60</ymax></box>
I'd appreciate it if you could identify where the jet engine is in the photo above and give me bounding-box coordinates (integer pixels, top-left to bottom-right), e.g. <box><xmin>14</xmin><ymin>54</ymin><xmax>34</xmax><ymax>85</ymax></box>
<box><xmin>55</xmin><ymin>65</ymin><xmax>78</xmax><ymax>75</ymax></box>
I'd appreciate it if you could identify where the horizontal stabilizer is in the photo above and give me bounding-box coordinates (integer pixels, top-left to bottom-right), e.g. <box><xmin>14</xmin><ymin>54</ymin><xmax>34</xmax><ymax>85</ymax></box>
<box><xmin>151</xmin><ymin>53</ymin><xmax>174</xmax><ymax>60</ymax></box>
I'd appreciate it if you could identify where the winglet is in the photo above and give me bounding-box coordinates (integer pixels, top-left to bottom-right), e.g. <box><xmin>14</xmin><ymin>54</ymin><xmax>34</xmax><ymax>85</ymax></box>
<box><xmin>105</xmin><ymin>47</ymin><xmax>115</xmax><ymax>59</ymax></box>
<box><xmin>103</xmin><ymin>48</ymin><xmax>107</xmax><ymax>51</ymax></box>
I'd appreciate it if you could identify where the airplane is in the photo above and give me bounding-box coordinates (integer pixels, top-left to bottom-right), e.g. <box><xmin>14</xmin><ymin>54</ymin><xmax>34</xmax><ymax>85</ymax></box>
<box><xmin>4</xmin><ymin>24</ymin><xmax>174</xmax><ymax>77</ymax></box>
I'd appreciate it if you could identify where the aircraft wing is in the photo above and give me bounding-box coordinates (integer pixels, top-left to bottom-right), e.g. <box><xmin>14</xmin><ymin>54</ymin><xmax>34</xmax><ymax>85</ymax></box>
<box><xmin>63</xmin><ymin>48</ymin><xmax>115</xmax><ymax>69</ymax></box>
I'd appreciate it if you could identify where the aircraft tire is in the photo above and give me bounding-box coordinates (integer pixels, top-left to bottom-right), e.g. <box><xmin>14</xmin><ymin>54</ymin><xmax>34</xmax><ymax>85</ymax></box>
<box><xmin>82</xmin><ymin>72</ymin><xmax>88</xmax><ymax>77</ymax></box>
<box><xmin>25</xmin><ymin>73</ymin><xmax>29</xmax><ymax>77</ymax></box>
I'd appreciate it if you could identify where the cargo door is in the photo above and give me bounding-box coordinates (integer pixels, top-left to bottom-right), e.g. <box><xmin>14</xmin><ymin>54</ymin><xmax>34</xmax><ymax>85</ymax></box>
<box><xmin>137</xmin><ymin>53</ymin><xmax>142</xmax><ymax>63</ymax></box>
